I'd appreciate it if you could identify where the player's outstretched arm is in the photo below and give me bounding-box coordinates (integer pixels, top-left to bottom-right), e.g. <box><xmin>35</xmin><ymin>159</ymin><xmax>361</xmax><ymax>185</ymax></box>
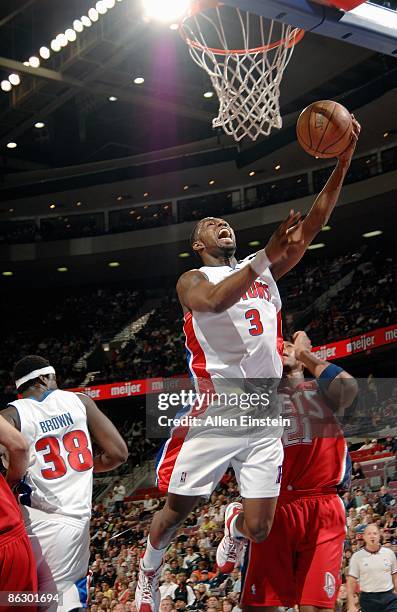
<box><xmin>271</xmin><ymin>117</ymin><xmax>361</xmax><ymax>281</ymax></box>
<box><xmin>0</xmin><ymin>414</ymin><xmax>29</xmax><ymax>487</ymax></box>
<box><xmin>177</xmin><ymin>210</ymin><xmax>302</xmax><ymax>313</ymax></box>
<box><xmin>293</xmin><ymin>331</ymin><xmax>358</xmax><ymax>415</ymax></box>
<box><xmin>77</xmin><ymin>393</ymin><xmax>129</xmax><ymax>473</ymax></box>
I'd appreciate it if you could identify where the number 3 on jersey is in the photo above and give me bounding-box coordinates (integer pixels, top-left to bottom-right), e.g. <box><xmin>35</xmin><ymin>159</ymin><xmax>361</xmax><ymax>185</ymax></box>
<box><xmin>245</xmin><ymin>308</ymin><xmax>264</xmax><ymax>336</ymax></box>
<box><xmin>35</xmin><ymin>430</ymin><xmax>93</xmax><ymax>480</ymax></box>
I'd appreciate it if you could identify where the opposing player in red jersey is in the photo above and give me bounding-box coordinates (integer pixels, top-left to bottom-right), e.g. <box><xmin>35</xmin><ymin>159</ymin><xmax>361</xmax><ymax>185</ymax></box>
<box><xmin>241</xmin><ymin>331</ymin><xmax>358</xmax><ymax>612</ymax></box>
<box><xmin>0</xmin><ymin>415</ymin><xmax>37</xmax><ymax>609</ymax></box>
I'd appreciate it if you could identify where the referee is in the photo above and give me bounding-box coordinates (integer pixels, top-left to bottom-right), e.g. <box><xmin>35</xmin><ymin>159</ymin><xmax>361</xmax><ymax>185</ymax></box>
<box><xmin>347</xmin><ymin>524</ymin><xmax>397</xmax><ymax>611</ymax></box>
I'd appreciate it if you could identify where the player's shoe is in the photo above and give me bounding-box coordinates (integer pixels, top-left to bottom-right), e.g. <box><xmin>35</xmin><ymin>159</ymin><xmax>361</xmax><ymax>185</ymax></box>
<box><xmin>216</xmin><ymin>501</ymin><xmax>246</xmax><ymax>574</ymax></box>
<box><xmin>135</xmin><ymin>560</ymin><xmax>161</xmax><ymax>612</ymax></box>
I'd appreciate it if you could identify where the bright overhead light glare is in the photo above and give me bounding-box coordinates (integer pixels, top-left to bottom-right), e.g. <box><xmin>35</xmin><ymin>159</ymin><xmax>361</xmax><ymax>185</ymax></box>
<box><xmin>29</xmin><ymin>56</ymin><xmax>40</xmax><ymax>68</ymax></box>
<box><xmin>96</xmin><ymin>1</ymin><xmax>108</xmax><ymax>14</ymax></box>
<box><xmin>143</xmin><ymin>192</ymin><xmax>149</xmax><ymax>197</ymax></box>
<box><xmin>73</xmin><ymin>19</ymin><xmax>84</xmax><ymax>32</ymax></box>
<box><xmin>49</xmin><ymin>203</ymin><xmax>56</xmax><ymax>209</ymax></box>
<box><xmin>56</xmin><ymin>34</ymin><xmax>68</xmax><ymax>47</ymax></box>
<box><xmin>9</xmin><ymin>208</ymin><xmax>14</xmax><ymax>212</ymax></box>
<box><xmin>104</xmin><ymin>0</ymin><xmax>116</xmax><ymax>7</ymax></box>
<box><xmin>363</xmin><ymin>230</ymin><xmax>382</xmax><ymax>238</ymax></box>
<box><xmin>108</xmin><ymin>261</ymin><xmax>120</xmax><ymax>267</ymax></box>
<box><xmin>2</xmin><ymin>271</ymin><xmax>13</xmax><ymax>277</ymax></box>
<box><xmin>249</xmin><ymin>170</ymin><xmax>256</xmax><ymax>177</ymax></box>
<box><xmin>183</xmin><ymin>185</ymin><xmax>189</xmax><ymax>191</ymax></box>
<box><xmin>307</xmin><ymin>243</ymin><xmax>325</xmax><ymax>250</ymax></box>
<box><xmin>209</xmin><ymin>179</ymin><xmax>215</xmax><ymax>185</ymax></box>
<box><xmin>50</xmin><ymin>39</ymin><xmax>61</xmax><ymax>52</ymax></box>
<box><xmin>133</xmin><ymin>76</ymin><xmax>145</xmax><ymax>85</ymax></box>
<box><xmin>169</xmin><ymin>22</ymin><xmax>179</xmax><ymax>30</ymax></box>
<box><xmin>274</xmin><ymin>164</ymin><xmax>281</xmax><ymax>171</ymax></box>
<box><xmin>1</xmin><ymin>80</ymin><xmax>12</xmax><ymax>92</ymax></box>
<box><xmin>34</xmin><ymin>121</ymin><xmax>45</xmax><ymax>128</ymax></box>
<box><xmin>76</xmin><ymin>201</ymin><xmax>82</xmax><ymax>207</ymax></box>
<box><xmin>143</xmin><ymin>0</ymin><xmax>190</xmax><ymax>22</ymax></box>
<box><xmin>39</xmin><ymin>46</ymin><xmax>50</xmax><ymax>59</ymax></box>
<box><xmin>178</xmin><ymin>252</ymin><xmax>190</xmax><ymax>259</ymax></box>
<box><xmin>203</xmin><ymin>91</ymin><xmax>214</xmax><ymax>98</ymax></box>
<box><xmin>88</xmin><ymin>8</ymin><xmax>99</xmax><ymax>21</ymax></box>
<box><xmin>23</xmin><ymin>61</ymin><xmax>30</xmax><ymax>66</ymax></box>
<box><xmin>108</xmin><ymin>95</ymin><xmax>118</xmax><ymax>101</ymax></box>
<box><xmin>57</xmin><ymin>267</ymin><xmax>68</xmax><ymax>272</ymax></box>
<box><xmin>383</xmin><ymin>132</ymin><xmax>389</xmax><ymax>138</ymax></box>
<box><xmin>81</xmin><ymin>15</ymin><xmax>92</xmax><ymax>27</ymax></box>
<box><xmin>65</xmin><ymin>29</ymin><xmax>77</xmax><ymax>42</ymax></box>
<box><xmin>9</xmin><ymin>73</ymin><xmax>21</xmax><ymax>86</ymax></box>
<box><xmin>6</xmin><ymin>142</ymin><xmax>17</xmax><ymax>149</ymax></box>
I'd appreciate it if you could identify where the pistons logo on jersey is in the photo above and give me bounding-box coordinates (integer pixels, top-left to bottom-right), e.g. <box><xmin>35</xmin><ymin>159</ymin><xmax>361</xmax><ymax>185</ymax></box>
<box><xmin>323</xmin><ymin>572</ymin><xmax>336</xmax><ymax>599</ymax></box>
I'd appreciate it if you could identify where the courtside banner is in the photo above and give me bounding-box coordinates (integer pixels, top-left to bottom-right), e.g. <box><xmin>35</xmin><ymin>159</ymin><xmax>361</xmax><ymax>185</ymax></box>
<box><xmin>68</xmin><ymin>324</ymin><xmax>397</xmax><ymax>401</ymax></box>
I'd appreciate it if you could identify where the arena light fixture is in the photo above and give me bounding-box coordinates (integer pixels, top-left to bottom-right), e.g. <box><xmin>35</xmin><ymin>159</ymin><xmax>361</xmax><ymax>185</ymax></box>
<box><xmin>248</xmin><ymin>240</ymin><xmax>261</xmax><ymax>247</ymax></box>
<box><xmin>203</xmin><ymin>91</ymin><xmax>214</xmax><ymax>99</ymax></box>
<box><xmin>104</xmin><ymin>0</ymin><xmax>116</xmax><ymax>7</ymax></box>
<box><xmin>76</xmin><ymin>201</ymin><xmax>82</xmax><ymax>207</ymax></box>
<box><xmin>29</xmin><ymin>56</ymin><xmax>40</xmax><ymax>68</ymax></box>
<box><xmin>169</xmin><ymin>23</ymin><xmax>179</xmax><ymax>30</ymax></box>
<box><xmin>133</xmin><ymin>76</ymin><xmax>145</xmax><ymax>85</ymax></box>
<box><xmin>108</xmin><ymin>261</ymin><xmax>120</xmax><ymax>267</ymax></box>
<box><xmin>178</xmin><ymin>252</ymin><xmax>190</xmax><ymax>258</ymax></box>
<box><xmin>96</xmin><ymin>1</ymin><xmax>108</xmax><ymax>15</ymax></box>
<box><xmin>307</xmin><ymin>243</ymin><xmax>325</xmax><ymax>250</ymax></box>
<box><xmin>183</xmin><ymin>185</ymin><xmax>189</xmax><ymax>191</ymax></box>
<box><xmin>39</xmin><ymin>46</ymin><xmax>50</xmax><ymax>59</ymax></box>
<box><xmin>49</xmin><ymin>203</ymin><xmax>56</xmax><ymax>209</ymax></box>
<box><xmin>56</xmin><ymin>33</ymin><xmax>68</xmax><ymax>48</ymax></box>
<box><xmin>65</xmin><ymin>29</ymin><xmax>77</xmax><ymax>42</ymax></box>
<box><xmin>6</xmin><ymin>142</ymin><xmax>17</xmax><ymax>149</ymax></box>
<box><xmin>321</xmin><ymin>225</ymin><xmax>331</xmax><ymax>232</ymax></box>
<box><xmin>81</xmin><ymin>15</ymin><xmax>92</xmax><ymax>27</ymax></box>
<box><xmin>274</xmin><ymin>163</ymin><xmax>281</xmax><ymax>171</ymax></box>
<box><xmin>51</xmin><ymin>39</ymin><xmax>61</xmax><ymax>52</ymax></box>
<box><xmin>143</xmin><ymin>0</ymin><xmax>190</xmax><ymax>22</ymax></box>
<box><xmin>9</xmin><ymin>74</ymin><xmax>21</xmax><ymax>86</ymax></box>
<box><xmin>34</xmin><ymin>122</ymin><xmax>45</xmax><ymax>128</ymax></box>
<box><xmin>249</xmin><ymin>170</ymin><xmax>256</xmax><ymax>177</ymax></box>
<box><xmin>88</xmin><ymin>8</ymin><xmax>99</xmax><ymax>21</ymax></box>
<box><xmin>9</xmin><ymin>208</ymin><xmax>14</xmax><ymax>213</ymax></box>
<box><xmin>73</xmin><ymin>19</ymin><xmax>84</xmax><ymax>32</ymax></box>
<box><xmin>57</xmin><ymin>267</ymin><xmax>68</xmax><ymax>272</ymax></box>
<box><xmin>383</xmin><ymin>132</ymin><xmax>389</xmax><ymax>138</ymax></box>
<box><xmin>1</xmin><ymin>80</ymin><xmax>12</xmax><ymax>92</ymax></box>
<box><xmin>209</xmin><ymin>179</ymin><xmax>215</xmax><ymax>185</ymax></box>
<box><xmin>23</xmin><ymin>61</ymin><xmax>30</xmax><ymax>66</ymax></box>
<box><xmin>143</xmin><ymin>192</ymin><xmax>149</xmax><ymax>197</ymax></box>
<box><xmin>116</xmin><ymin>195</ymin><xmax>123</xmax><ymax>200</ymax></box>
<box><xmin>109</xmin><ymin>95</ymin><xmax>118</xmax><ymax>102</ymax></box>
<box><xmin>2</xmin><ymin>271</ymin><xmax>13</xmax><ymax>277</ymax></box>
<box><xmin>363</xmin><ymin>230</ymin><xmax>382</xmax><ymax>238</ymax></box>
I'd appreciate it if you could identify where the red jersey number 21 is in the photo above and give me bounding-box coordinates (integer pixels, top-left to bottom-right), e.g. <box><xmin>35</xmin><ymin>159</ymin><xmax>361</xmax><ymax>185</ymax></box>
<box><xmin>245</xmin><ymin>308</ymin><xmax>264</xmax><ymax>336</ymax></box>
<box><xmin>35</xmin><ymin>430</ymin><xmax>93</xmax><ymax>480</ymax></box>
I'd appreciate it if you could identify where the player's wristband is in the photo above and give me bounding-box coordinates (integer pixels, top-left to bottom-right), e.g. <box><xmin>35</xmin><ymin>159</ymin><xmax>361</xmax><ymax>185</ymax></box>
<box><xmin>249</xmin><ymin>249</ymin><xmax>272</xmax><ymax>276</ymax></box>
<box><xmin>317</xmin><ymin>364</ymin><xmax>343</xmax><ymax>391</ymax></box>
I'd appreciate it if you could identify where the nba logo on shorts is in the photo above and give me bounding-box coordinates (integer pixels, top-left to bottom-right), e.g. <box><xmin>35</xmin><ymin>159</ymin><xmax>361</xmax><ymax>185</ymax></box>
<box><xmin>180</xmin><ymin>472</ymin><xmax>187</xmax><ymax>484</ymax></box>
<box><xmin>323</xmin><ymin>572</ymin><xmax>335</xmax><ymax>599</ymax></box>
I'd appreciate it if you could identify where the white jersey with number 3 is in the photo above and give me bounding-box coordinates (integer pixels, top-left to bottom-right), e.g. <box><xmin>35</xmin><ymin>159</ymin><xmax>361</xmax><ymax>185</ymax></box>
<box><xmin>9</xmin><ymin>389</ymin><xmax>93</xmax><ymax>519</ymax></box>
<box><xmin>184</xmin><ymin>254</ymin><xmax>283</xmax><ymax>386</ymax></box>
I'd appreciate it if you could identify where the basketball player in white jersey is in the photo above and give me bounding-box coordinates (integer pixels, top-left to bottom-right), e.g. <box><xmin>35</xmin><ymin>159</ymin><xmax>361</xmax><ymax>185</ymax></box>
<box><xmin>136</xmin><ymin>118</ymin><xmax>360</xmax><ymax>611</ymax></box>
<box><xmin>1</xmin><ymin>355</ymin><xmax>128</xmax><ymax>612</ymax></box>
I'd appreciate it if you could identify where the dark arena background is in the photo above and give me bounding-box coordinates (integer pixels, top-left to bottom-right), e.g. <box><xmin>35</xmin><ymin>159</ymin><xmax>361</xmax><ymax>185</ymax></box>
<box><xmin>0</xmin><ymin>0</ymin><xmax>396</xmax><ymax>610</ymax></box>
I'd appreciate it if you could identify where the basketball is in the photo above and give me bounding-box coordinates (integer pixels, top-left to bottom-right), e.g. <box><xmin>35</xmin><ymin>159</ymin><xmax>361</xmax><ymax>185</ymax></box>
<box><xmin>296</xmin><ymin>100</ymin><xmax>353</xmax><ymax>158</ymax></box>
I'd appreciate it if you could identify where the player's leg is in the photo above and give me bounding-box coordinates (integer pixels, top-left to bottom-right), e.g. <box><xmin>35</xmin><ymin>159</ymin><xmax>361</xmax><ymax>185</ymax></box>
<box><xmin>295</xmin><ymin>495</ymin><xmax>346</xmax><ymax>612</ymax></box>
<box><xmin>217</xmin><ymin>437</ymin><xmax>283</xmax><ymax>572</ymax></box>
<box><xmin>0</xmin><ymin>528</ymin><xmax>38</xmax><ymax>612</ymax></box>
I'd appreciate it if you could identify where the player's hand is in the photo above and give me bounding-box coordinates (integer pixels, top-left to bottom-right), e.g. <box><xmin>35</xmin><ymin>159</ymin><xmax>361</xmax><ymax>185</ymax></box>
<box><xmin>338</xmin><ymin>115</ymin><xmax>361</xmax><ymax>165</ymax></box>
<box><xmin>265</xmin><ymin>210</ymin><xmax>303</xmax><ymax>263</ymax></box>
<box><xmin>292</xmin><ymin>330</ymin><xmax>312</xmax><ymax>359</ymax></box>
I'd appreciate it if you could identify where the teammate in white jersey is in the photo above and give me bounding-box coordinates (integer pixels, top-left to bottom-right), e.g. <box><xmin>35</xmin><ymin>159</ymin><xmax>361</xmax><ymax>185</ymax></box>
<box><xmin>1</xmin><ymin>355</ymin><xmax>128</xmax><ymax>612</ymax></box>
<box><xmin>136</xmin><ymin>119</ymin><xmax>360</xmax><ymax>611</ymax></box>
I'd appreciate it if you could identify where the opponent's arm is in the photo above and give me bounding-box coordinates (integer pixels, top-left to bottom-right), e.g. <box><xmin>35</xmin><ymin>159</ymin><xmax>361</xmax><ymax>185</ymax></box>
<box><xmin>177</xmin><ymin>210</ymin><xmax>302</xmax><ymax>313</ymax></box>
<box><xmin>293</xmin><ymin>331</ymin><xmax>358</xmax><ymax>414</ymax></box>
<box><xmin>0</xmin><ymin>414</ymin><xmax>29</xmax><ymax>487</ymax></box>
<box><xmin>77</xmin><ymin>393</ymin><xmax>128</xmax><ymax>473</ymax></box>
<box><xmin>271</xmin><ymin>117</ymin><xmax>361</xmax><ymax>281</ymax></box>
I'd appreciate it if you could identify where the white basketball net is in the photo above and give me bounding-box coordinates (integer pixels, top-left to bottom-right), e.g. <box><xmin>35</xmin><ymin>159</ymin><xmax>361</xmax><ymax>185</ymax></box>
<box><xmin>180</xmin><ymin>3</ymin><xmax>303</xmax><ymax>142</ymax></box>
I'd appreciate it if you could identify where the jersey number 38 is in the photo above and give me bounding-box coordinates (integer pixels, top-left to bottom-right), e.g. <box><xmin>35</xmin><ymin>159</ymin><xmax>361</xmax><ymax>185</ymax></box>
<box><xmin>35</xmin><ymin>430</ymin><xmax>93</xmax><ymax>480</ymax></box>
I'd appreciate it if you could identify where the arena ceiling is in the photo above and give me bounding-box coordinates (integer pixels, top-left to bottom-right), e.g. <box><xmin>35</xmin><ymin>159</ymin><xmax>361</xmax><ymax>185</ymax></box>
<box><xmin>0</xmin><ymin>0</ymin><xmax>396</xmax><ymax>183</ymax></box>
